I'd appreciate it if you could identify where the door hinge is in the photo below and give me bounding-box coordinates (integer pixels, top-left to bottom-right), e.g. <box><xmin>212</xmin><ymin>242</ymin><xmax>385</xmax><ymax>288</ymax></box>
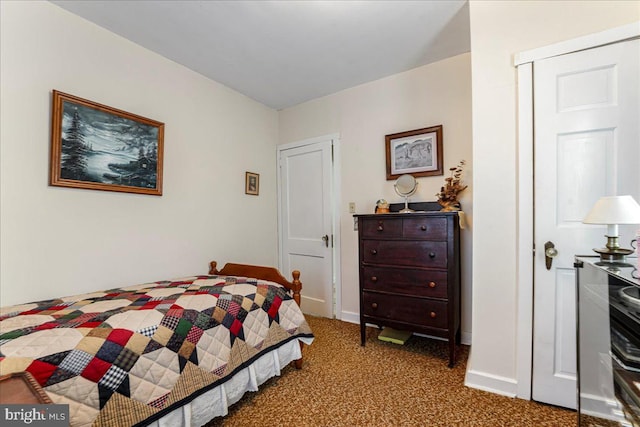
<box><xmin>331</xmin><ymin>143</ymin><xmax>334</xmax><ymax>163</ymax></box>
<box><xmin>331</xmin><ymin>234</ymin><xmax>334</xmax><ymax>248</ymax></box>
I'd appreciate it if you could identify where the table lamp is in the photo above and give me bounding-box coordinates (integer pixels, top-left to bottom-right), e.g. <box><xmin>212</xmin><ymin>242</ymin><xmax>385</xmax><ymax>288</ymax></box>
<box><xmin>583</xmin><ymin>195</ymin><xmax>640</xmax><ymax>262</ymax></box>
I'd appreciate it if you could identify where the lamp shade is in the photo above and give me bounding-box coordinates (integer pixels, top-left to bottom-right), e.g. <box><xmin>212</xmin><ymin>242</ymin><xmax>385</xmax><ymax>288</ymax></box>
<box><xmin>583</xmin><ymin>195</ymin><xmax>640</xmax><ymax>225</ymax></box>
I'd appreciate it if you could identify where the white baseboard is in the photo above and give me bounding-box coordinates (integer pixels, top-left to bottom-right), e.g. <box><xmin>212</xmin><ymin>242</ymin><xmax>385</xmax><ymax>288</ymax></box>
<box><xmin>338</xmin><ymin>310</ymin><xmax>359</xmax><ymax>324</ymax></box>
<box><xmin>465</xmin><ymin>369</ymin><xmax>518</xmax><ymax>397</ymax></box>
<box><xmin>460</xmin><ymin>332</ymin><xmax>471</xmax><ymax>346</ymax></box>
<box><xmin>580</xmin><ymin>392</ymin><xmax>624</xmax><ymax>422</ymax></box>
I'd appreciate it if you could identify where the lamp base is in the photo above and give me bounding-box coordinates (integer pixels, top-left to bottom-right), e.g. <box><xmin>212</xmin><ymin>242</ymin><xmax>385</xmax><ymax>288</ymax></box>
<box><xmin>592</xmin><ymin>246</ymin><xmax>634</xmax><ymax>263</ymax></box>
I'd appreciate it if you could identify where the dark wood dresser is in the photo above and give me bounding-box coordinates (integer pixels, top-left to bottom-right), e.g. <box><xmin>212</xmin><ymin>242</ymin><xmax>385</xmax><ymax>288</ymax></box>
<box><xmin>355</xmin><ymin>211</ymin><xmax>461</xmax><ymax>367</ymax></box>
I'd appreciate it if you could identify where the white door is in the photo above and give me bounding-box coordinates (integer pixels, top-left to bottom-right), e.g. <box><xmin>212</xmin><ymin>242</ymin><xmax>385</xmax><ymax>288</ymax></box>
<box><xmin>532</xmin><ymin>39</ymin><xmax>639</xmax><ymax>409</ymax></box>
<box><xmin>278</xmin><ymin>138</ymin><xmax>334</xmax><ymax>318</ymax></box>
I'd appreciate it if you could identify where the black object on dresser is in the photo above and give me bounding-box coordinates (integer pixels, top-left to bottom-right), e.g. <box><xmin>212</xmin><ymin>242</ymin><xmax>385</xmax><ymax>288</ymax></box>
<box><xmin>355</xmin><ymin>211</ymin><xmax>461</xmax><ymax>367</ymax></box>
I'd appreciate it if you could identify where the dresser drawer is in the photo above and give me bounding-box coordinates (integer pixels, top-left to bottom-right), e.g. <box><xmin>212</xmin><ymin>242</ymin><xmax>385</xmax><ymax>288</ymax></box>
<box><xmin>402</xmin><ymin>217</ymin><xmax>447</xmax><ymax>240</ymax></box>
<box><xmin>361</xmin><ymin>217</ymin><xmax>402</xmax><ymax>238</ymax></box>
<box><xmin>362</xmin><ymin>267</ymin><xmax>448</xmax><ymax>298</ymax></box>
<box><xmin>362</xmin><ymin>240</ymin><xmax>448</xmax><ymax>268</ymax></box>
<box><xmin>362</xmin><ymin>292</ymin><xmax>448</xmax><ymax>329</ymax></box>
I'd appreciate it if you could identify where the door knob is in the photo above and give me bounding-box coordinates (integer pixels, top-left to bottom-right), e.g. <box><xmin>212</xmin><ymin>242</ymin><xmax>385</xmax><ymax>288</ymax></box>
<box><xmin>544</xmin><ymin>241</ymin><xmax>558</xmax><ymax>270</ymax></box>
<box><xmin>322</xmin><ymin>235</ymin><xmax>329</xmax><ymax>247</ymax></box>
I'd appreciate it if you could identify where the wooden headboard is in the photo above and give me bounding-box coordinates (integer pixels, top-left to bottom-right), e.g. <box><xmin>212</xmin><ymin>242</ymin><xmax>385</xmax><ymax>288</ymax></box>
<box><xmin>209</xmin><ymin>261</ymin><xmax>302</xmax><ymax>307</ymax></box>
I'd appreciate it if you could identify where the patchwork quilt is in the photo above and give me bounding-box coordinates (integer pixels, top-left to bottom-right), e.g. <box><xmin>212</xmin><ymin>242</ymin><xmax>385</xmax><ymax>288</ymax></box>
<box><xmin>0</xmin><ymin>275</ymin><xmax>314</xmax><ymax>426</ymax></box>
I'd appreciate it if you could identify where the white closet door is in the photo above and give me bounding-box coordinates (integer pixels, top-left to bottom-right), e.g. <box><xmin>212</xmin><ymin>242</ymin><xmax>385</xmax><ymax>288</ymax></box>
<box><xmin>532</xmin><ymin>38</ymin><xmax>639</xmax><ymax>409</ymax></box>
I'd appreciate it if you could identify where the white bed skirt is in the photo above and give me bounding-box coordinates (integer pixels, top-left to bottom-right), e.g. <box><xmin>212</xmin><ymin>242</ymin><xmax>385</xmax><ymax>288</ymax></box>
<box><xmin>147</xmin><ymin>336</ymin><xmax>313</xmax><ymax>427</ymax></box>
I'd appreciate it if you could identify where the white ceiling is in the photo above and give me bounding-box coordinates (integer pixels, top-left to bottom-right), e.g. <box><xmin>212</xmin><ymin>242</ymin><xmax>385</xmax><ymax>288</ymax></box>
<box><xmin>51</xmin><ymin>1</ymin><xmax>470</xmax><ymax>110</ymax></box>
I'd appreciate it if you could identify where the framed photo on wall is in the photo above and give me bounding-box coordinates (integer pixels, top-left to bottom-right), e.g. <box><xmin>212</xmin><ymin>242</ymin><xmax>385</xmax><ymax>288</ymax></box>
<box><xmin>385</xmin><ymin>125</ymin><xmax>443</xmax><ymax>180</ymax></box>
<box><xmin>245</xmin><ymin>171</ymin><xmax>259</xmax><ymax>195</ymax></box>
<box><xmin>50</xmin><ymin>90</ymin><xmax>164</xmax><ymax>195</ymax></box>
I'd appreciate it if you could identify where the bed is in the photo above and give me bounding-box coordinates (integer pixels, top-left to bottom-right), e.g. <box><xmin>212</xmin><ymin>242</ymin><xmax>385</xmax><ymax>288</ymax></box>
<box><xmin>0</xmin><ymin>261</ymin><xmax>314</xmax><ymax>426</ymax></box>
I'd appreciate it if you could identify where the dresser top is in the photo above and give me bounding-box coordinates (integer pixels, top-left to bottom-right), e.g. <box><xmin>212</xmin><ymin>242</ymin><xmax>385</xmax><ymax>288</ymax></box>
<box><xmin>354</xmin><ymin>211</ymin><xmax>460</xmax><ymax>218</ymax></box>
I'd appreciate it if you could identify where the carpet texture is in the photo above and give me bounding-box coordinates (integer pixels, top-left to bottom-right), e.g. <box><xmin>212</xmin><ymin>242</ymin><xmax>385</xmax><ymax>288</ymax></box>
<box><xmin>206</xmin><ymin>316</ymin><xmax>575</xmax><ymax>426</ymax></box>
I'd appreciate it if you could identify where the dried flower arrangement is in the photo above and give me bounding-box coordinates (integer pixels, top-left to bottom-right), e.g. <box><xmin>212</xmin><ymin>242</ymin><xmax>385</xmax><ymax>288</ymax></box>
<box><xmin>436</xmin><ymin>160</ymin><xmax>467</xmax><ymax>211</ymax></box>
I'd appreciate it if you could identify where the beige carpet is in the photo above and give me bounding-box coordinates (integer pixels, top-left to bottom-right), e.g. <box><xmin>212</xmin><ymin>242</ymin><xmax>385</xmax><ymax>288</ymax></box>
<box><xmin>205</xmin><ymin>316</ymin><xmax>574</xmax><ymax>426</ymax></box>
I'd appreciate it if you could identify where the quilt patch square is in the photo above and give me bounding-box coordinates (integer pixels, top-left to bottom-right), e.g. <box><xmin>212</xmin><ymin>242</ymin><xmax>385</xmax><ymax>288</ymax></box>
<box><xmin>87</xmin><ymin>327</ymin><xmax>112</xmax><ymax>339</ymax></box>
<box><xmin>178</xmin><ymin>340</ymin><xmax>196</xmax><ymax>359</ymax></box>
<box><xmin>96</xmin><ymin>340</ymin><xmax>124</xmax><ymax>363</ymax></box>
<box><xmin>193</xmin><ymin>312</ymin><xmax>210</xmax><ymax>329</ymax></box>
<box><xmin>99</xmin><ymin>364</ymin><xmax>128</xmax><ymax>390</ymax></box>
<box><xmin>137</xmin><ymin>325</ymin><xmax>158</xmax><ymax>338</ymax></box>
<box><xmin>153</xmin><ymin>326</ymin><xmax>173</xmax><ymax>346</ymax></box>
<box><xmin>174</xmin><ymin>318</ymin><xmax>192</xmax><ymax>337</ymax></box>
<box><xmin>126</xmin><ymin>333</ymin><xmax>151</xmax><ymax>354</ymax></box>
<box><xmin>160</xmin><ymin>314</ymin><xmax>180</xmax><ymax>330</ymax></box>
<box><xmin>185</xmin><ymin>326</ymin><xmax>203</xmax><ymax>344</ymax></box>
<box><xmin>59</xmin><ymin>349</ymin><xmax>93</xmax><ymax>374</ymax></box>
<box><xmin>82</xmin><ymin>357</ymin><xmax>112</xmax><ymax>383</ymax></box>
<box><xmin>113</xmin><ymin>347</ymin><xmax>139</xmax><ymax>371</ymax></box>
<box><xmin>26</xmin><ymin>359</ymin><xmax>56</xmax><ymax>385</ymax></box>
<box><xmin>76</xmin><ymin>336</ymin><xmax>105</xmax><ymax>355</ymax></box>
<box><xmin>212</xmin><ymin>306</ymin><xmax>226</xmax><ymax>323</ymax></box>
<box><xmin>166</xmin><ymin>332</ymin><xmax>186</xmax><ymax>353</ymax></box>
<box><xmin>107</xmin><ymin>328</ymin><xmax>134</xmax><ymax>346</ymax></box>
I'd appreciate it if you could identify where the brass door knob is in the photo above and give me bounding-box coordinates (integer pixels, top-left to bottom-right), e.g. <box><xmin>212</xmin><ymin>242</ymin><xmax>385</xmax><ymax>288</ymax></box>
<box><xmin>544</xmin><ymin>241</ymin><xmax>558</xmax><ymax>270</ymax></box>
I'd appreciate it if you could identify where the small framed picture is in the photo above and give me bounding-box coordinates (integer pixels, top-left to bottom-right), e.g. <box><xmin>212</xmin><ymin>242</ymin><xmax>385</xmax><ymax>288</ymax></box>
<box><xmin>385</xmin><ymin>125</ymin><xmax>443</xmax><ymax>180</ymax></box>
<box><xmin>245</xmin><ymin>171</ymin><xmax>259</xmax><ymax>195</ymax></box>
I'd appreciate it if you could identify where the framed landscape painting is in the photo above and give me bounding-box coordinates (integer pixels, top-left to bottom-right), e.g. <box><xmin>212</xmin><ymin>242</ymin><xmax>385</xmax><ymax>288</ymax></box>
<box><xmin>50</xmin><ymin>90</ymin><xmax>164</xmax><ymax>195</ymax></box>
<box><xmin>385</xmin><ymin>125</ymin><xmax>443</xmax><ymax>180</ymax></box>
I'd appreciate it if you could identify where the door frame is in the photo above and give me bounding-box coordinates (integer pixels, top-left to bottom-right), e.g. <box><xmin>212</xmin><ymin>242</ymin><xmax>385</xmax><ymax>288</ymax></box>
<box><xmin>276</xmin><ymin>133</ymin><xmax>342</xmax><ymax>319</ymax></box>
<box><xmin>514</xmin><ymin>22</ymin><xmax>640</xmax><ymax>400</ymax></box>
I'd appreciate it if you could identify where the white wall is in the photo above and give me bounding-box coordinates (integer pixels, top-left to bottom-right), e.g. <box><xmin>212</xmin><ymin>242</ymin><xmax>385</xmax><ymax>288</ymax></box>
<box><xmin>279</xmin><ymin>53</ymin><xmax>473</xmax><ymax>342</ymax></box>
<box><xmin>0</xmin><ymin>1</ymin><xmax>279</xmax><ymax>307</ymax></box>
<box><xmin>467</xmin><ymin>0</ymin><xmax>640</xmax><ymax>395</ymax></box>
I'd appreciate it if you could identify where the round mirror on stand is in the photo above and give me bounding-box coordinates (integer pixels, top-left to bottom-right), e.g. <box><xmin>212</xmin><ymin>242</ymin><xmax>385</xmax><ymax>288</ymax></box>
<box><xmin>394</xmin><ymin>174</ymin><xmax>418</xmax><ymax>213</ymax></box>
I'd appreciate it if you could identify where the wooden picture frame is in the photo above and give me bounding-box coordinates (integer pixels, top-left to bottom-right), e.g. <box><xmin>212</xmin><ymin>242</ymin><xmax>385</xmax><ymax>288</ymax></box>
<box><xmin>385</xmin><ymin>125</ymin><xmax>443</xmax><ymax>180</ymax></box>
<box><xmin>50</xmin><ymin>90</ymin><xmax>164</xmax><ymax>195</ymax></box>
<box><xmin>245</xmin><ymin>171</ymin><xmax>259</xmax><ymax>195</ymax></box>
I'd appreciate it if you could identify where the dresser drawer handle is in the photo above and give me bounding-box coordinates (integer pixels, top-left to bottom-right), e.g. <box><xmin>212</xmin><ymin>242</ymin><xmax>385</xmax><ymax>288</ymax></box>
<box><xmin>421</xmin><ymin>225</ymin><xmax>427</xmax><ymax>231</ymax></box>
<box><xmin>377</xmin><ymin>226</ymin><xmax>384</xmax><ymax>231</ymax></box>
<box><xmin>430</xmin><ymin>311</ymin><xmax>437</xmax><ymax>318</ymax></box>
<box><xmin>428</xmin><ymin>281</ymin><xmax>436</xmax><ymax>288</ymax></box>
<box><xmin>371</xmin><ymin>249</ymin><xmax>378</xmax><ymax>255</ymax></box>
<box><xmin>371</xmin><ymin>303</ymin><xmax>378</xmax><ymax>309</ymax></box>
<box><xmin>371</xmin><ymin>276</ymin><xmax>378</xmax><ymax>282</ymax></box>
<box><xmin>429</xmin><ymin>252</ymin><xmax>436</xmax><ymax>258</ymax></box>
